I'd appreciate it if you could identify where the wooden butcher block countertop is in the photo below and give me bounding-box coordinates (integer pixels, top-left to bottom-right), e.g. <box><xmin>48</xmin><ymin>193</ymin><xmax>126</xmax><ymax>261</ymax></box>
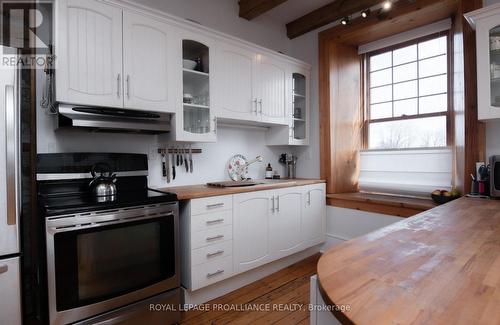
<box><xmin>317</xmin><ymin>197</ymin><xmax>500</xmax><ymax>325</ymax></box>
<box><xmin>156</xmin><ymin>179</ymin><xmax>325</xmax><ymax>200</ymax></box>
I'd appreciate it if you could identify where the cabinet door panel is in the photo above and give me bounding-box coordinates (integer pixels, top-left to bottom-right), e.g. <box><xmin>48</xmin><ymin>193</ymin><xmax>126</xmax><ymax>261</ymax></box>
<box><xmin>270</xmin><ymin>188</ymin><xmax>302</xmax><ymax>258</ymax></box>
<box><xmin>258</xmin><ymin>55</ymin><xmax>287</xmax><ymax>125</ymax></box>
<box><xmin>56</xmin><ymin>0</ymin><xmax>122</xmax><ymax>107</ymax></box>
<box><xmin>303</xmin><ymin>184</ymin><xmax>326</xmax><ymax>247</ymax></box>
<box><xmin>0</xmin><ymin>257</ymin><xmax>21</xmax><ymax>325</ymax></box>
<box><xmin>233</xmin><ymin>191</ymin><xmax>271</xmax><ymax>273</ymax></box>
<box><xmin>216</xmin><ymin>45</ymin><xmax>258</xmax><ymax>121</ymax></box>
<box><xmin>123</xmin><ymin>12</ymin><xmax>174</xmax><ymax>112</ymax></box>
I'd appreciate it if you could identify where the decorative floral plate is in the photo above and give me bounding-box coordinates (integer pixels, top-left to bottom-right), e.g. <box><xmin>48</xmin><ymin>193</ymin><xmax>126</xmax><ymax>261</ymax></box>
<box><xmin>227</xmin><ymin>154</ymin><xmax>248</xmax><ymax>181</ymax></box>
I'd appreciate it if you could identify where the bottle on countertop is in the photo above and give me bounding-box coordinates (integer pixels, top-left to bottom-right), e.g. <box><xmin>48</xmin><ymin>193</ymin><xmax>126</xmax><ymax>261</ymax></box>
<box><xmin>265</xmin><ymin>163</ymin><xmax>273</xmax><ymax>179</ymax></box>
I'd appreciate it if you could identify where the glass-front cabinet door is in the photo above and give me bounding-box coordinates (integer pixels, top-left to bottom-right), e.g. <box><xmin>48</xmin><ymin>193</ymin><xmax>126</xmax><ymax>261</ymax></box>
<box><xmin>171</xmin><ymin>30</ymin><xmax>216</xmax><ymax>142</ymax></box>
<box><xmin>466</xmin><ymin>8</ymin><xmax>500</xmax><ymax>120</ymax></box>
<box><xmin>292</xmin><ymin>73</ymin><xmax>307</xmax><ymax>142</ymax></box>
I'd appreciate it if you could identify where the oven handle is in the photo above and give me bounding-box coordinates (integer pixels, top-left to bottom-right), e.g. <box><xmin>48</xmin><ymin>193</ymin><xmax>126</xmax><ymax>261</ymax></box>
<box><xmin>47</xmin><ymin>210</ymin><xmax>176</xmax><ymax>235</ymax></box>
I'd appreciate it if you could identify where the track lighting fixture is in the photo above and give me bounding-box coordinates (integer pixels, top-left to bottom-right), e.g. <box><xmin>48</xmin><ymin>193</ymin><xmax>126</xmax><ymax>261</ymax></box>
<box><xmin>340</xmin><ymin>16</ymin><xmax>349</xmax><ymax>25</ymax></box>
<box><xmin>361</xmin><ymin>9</ymin><xmax>371</xmax><ymax>18</ymax></box>
<box><xmin>382</xmin><ymin>0</ymin><xmax>392</xmax><ymax>10</ymax></box>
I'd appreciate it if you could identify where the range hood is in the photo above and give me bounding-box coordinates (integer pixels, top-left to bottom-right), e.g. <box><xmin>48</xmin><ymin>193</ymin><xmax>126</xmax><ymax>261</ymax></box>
<box><xmin>57</xmin><ymin>105</ymin><xmax>171</xmax><ymax>134</ymax></box>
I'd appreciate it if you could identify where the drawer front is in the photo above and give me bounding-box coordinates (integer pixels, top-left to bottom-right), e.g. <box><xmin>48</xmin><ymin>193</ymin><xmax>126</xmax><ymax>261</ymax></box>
<box><xmin>191</xmin><ymin>195</ymin><xmax>232</xmax><ymax>215</ymax></box>
<box><xmin>191</xmin><ymin>225</ymin><xmax>233</xmax><ymax>249</ymax></box>
<box><xmin>191</xmin><ymin>240</ymin><xmax>233</xmax><ymax>266</ymax></box>
<box><xmin>192</xmin><ymin>210</ymin><xmax>233</xmax><ymax>232</ymax></box>
<box><xmin>192</xmin><ymin>256</ymin><xmax>233</xmax><ymax>290</ymax></box>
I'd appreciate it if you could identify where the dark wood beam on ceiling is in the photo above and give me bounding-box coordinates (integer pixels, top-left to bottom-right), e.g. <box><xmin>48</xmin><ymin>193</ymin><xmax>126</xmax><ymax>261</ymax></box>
<box><xmin>319</xmin><ymin>0</ymin><xmax>458</xmax><ymax>45</ymax></box>
<box><xmin>239</xmin><ymin>0</ymin><xmax>288</xmax><ymax>20</ymax></box>
<box><xmin>286</xmin><ymin>0</ymin><xmax>382</xmax><ymax>39</ymax></box>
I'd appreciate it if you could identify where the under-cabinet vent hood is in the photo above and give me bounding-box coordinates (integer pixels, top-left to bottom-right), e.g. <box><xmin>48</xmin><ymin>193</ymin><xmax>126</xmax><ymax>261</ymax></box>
<box><xmin>57</xmin><ymin>105</ymin><xmax>171</xmax><ymax>134</ymax></box>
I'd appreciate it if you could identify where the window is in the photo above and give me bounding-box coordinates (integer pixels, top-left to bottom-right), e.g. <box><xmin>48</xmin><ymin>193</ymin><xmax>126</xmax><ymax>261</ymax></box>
<box><xmin>365</xmin><ymin>34</ymin><xmax>450</xmax><ymax>149</ymax></box>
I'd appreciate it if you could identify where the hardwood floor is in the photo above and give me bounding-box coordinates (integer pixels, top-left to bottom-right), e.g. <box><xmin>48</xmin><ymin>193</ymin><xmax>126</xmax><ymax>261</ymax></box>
<box><xmin>180</xmin><ymin>253</ymin><xmax>321</xmax><ymax>325</ymax></box>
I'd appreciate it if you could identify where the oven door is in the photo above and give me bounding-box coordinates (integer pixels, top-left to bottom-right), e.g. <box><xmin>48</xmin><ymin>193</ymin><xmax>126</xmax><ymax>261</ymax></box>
<box><xmin>45</xmin><ymin>202</ymin><xmax>178</xmax><ymax>325</ymax></box>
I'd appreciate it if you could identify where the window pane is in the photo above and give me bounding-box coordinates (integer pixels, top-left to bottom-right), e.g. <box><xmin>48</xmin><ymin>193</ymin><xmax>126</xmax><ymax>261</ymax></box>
<box><xmin>419</xmin><ymin>74</ymin><xmax>447</xmax><ymax>96</ymax></box>
<box><xmin>419</xmin><ymin>94</ymin><xmax>447</xmax><ymax>113</ymax></box>
<box><xmin>370</xmin><ymin>68</ymin><xmax>392</xmax><ymax>87</ymax></box>
<box><xmin>369</xmin><ymin>116</ymin><xmax>447</xmax><ymax>149</ymax></box>
<box><xmin>419</xmin><ymin>54</ymin><xmax>447</xmax><ymax>78</ymax></box>
<box><xmin>370</xmin><ymin>102</ymin><xmax>392</xmax><ymax>119</ymax></box>
<box><xmin>393</xmin><ymin>44</ymin><xmax>417</xmax><ymax>65</ymax></box>
<box><xmin>394</xmin><ymin>98</ymin><xmax>417</xmax><ymax>117</ymax></box>
<box><xmin>370</xmin><ymin>85</ymin><xmax>392</xmax><ymax>104</ymax></box>
<box><xmin>418</xmin><ymin>36</ymin><xmax>447</xmax><ymax>59</ymax></box>
<box><xmin>394</xmin><ymin>80</ymin><xmax>417</xmax><ymax>100</ymax></box>
<box><xmin>393</xmin><ymin>62</ymin><xmax>417</xmax><ymax>83</ymax></box>
<box><xmin>370</xmin><ymin>51</ymin><xmax>391</xmax><ymax>71</ymax></box>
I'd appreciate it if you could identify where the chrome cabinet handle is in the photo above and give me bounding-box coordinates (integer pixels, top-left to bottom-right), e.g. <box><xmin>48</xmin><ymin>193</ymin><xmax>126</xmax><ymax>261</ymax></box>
<box><xmin>206</xmin><ymin>250</ymin><xmax>224</xmax><ymax>258</ymax></box>
<box><xmin>126</xmin><ymin>75</ymin><xmax>130</xmax><ymax>98</ymax></box>
<box><xmin>116</xmin><ymin>73</ymin><xmax>121</xmax><ymax>97</ymax></box>
<box><xmin>206</xmin><ymin>203</ymin><xmax>224</xmax><ymax>208</ymax></box>
<box><xmin>206</xmin><ymin>234</ymin><xmax>224</xmax><ymax>241</ymax></box>
<box><xmin>308</xmin><ymin>192</ymin><xmax>311</xmax><ymax>205</ymax></box>
<box><xmin>252</xmin><ymin>98</ymin><xmax>258</xmax><ymax>114</ymax></box>
<box><xmin>213</xmin><ymin>116</ymin><xmax>217</xmax><ymax>134</ymax></box>
<box><xmin>207</xmin><ymin>269</ymin><xmax>224</xmax><ymax>278</ymax></box>
<box><xmin>258</xmin><ymin>99</ymin><xmax>262</xmax><ymax>114</ymax></box>
<box><xmin>271</xmin><ymin>196</ymin><xmax>275</xmax><ymax>212</ymax></box>
<box><xmin>206</xmin><ymin>218</ymin><xmax>224</xmax><ymax>225</ymax></box>
<box><xmin>276</xmin><ymin>195</ymin><xmax>280</xmax><ymax>212</ymax></box>
<box><xmin>0</xmin><ymin>264</ymin><xmax>8</xmax><ymax>274</ymax></box>
<box><xmin>5</xmin><ymin>85</ymin><xmax>18</xmax><ymax>226</ymax></box>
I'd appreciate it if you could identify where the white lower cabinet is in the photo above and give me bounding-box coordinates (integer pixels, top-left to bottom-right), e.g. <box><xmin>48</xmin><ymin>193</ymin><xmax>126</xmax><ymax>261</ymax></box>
<box><xmin>233</xmin><ymin>190</ymin><xmax>273</xmax><ymax>273</ymax></box>
<box><xmin>303</xmin><ymin>183</ymin><xmax>326</xmax><ymax>247</ymax></box>
<box><xmin>0</xmin><ymin>257</ymin><xmax>22</xmax><ymax>325</ymax></box>
<box><xmin>181</xmin><ymin>184</ymin><xmax>325</xmax><ymax>291</ymax></box>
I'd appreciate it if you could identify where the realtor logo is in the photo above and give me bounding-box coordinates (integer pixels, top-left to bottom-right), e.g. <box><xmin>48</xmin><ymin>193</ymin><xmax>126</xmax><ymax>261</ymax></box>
<box><xmin>1</xmin><ymin>0</ymin><xmax>53</xmax><ymax>68</ymax></box>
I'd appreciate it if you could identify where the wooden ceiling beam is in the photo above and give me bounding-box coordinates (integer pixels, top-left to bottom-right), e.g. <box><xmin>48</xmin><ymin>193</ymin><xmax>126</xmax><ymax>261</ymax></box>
<box><xmin>286</xmin><ymin>0</ymin><xmax>382</xmax><ymax>39</ymax></box>
<box><xmin>239</xmin><ymin>0</ymin><xmax>288</xmax><ymax>20</ymax></box>
<box><xmin>319</xmin><ymin>0</ymin><xmax>458</xmax><ymax>46</ymax></box>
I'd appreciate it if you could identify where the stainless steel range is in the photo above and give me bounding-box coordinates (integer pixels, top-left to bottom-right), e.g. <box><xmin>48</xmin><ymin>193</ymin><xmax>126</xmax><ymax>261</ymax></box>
<box><xmin>37</xmin><ymin>153</ymin><xmax>180</xmax><ymax>325</ymax></box>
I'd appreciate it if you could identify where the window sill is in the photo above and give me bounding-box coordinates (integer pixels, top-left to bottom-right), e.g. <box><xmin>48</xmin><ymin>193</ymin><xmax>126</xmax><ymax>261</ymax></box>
<box><xmin>326</xmin><ymin>192</ymin><xmax>438</xmax><ymax>218</ymax></box>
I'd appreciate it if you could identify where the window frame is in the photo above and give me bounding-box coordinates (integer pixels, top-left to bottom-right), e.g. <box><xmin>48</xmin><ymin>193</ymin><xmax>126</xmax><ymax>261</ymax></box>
<box><xmin>362</xmin><ymin>31</ymin><xmax>454</xmax><ymax>150</ymax></box>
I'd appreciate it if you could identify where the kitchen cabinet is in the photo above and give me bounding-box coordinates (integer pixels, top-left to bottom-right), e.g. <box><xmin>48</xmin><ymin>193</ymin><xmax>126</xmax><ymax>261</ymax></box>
<box><xmin>258</xmin><ymin>55</ymin><xmax>288</xmax><ymax>125</ymax></box>
<box><xmin>233</xmin><ymin>190</ymin><xmax>272</xmax><ymax>273</ymax></box>
<box><xmin>215</xmin><ymin>46</ymin><xmax>288</xmax><ymax>126</ymax></box>
<box><xmin>0</xmin><ymin>257</ymin><xmax>22</xmax><ymax>325</ymax></box>
<box><xmin>122</xmin><ymin>11</ymin><xmax>175</xmax><ymax>112</ymax></box>
<box><xmin>170</xmin><ymin>30</ymin><xmax>217</xmax><ymax>142</ymax></box>
<box><xmin>266</xmin><ymin>66</ymin><xmax>311</xmax><ymax>145</ymax></box>
<box><xmin>216</xmin><ymin>43</ymin><xmax>258</xmax><ymax>122</ymax></box>
<box><xmin>302</xmin><ymin>184</ymin><xmax>326</xmax><ymax>247</ymax></box>
<box><xmin>466</xmin><ymin>4</ymin><xmax>500</xmax><ymax>120</ymax></box>
<box><xmin>55</xmin><ymin>0</ymin><xmax>123</xmax><ymax>108</ymax></box>
<box><xmin>180</xmin><ymin>195</ymin><xmax>234</xmax><ymax>291</ymax></box>
<box><xmin>270</xmin><ymin>187</ymin><xmax>303</xmax><ymax>258</ymax></box>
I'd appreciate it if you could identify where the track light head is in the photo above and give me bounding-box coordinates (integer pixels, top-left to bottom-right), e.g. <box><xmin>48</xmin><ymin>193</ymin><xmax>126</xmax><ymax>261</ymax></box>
<box><xmin>361</xmin><ymin>9</ymin><xmax>371</xmax><ymax>18</ymax></box>
<box><xmin>340</xmin><ymin>16</ymin><xmax>349</xmax><ymax>25</ymax></box>
<box><xmin>382</xmin><ymin>0</ymin><xmax>392</xmax><ymax>10</ymax></box>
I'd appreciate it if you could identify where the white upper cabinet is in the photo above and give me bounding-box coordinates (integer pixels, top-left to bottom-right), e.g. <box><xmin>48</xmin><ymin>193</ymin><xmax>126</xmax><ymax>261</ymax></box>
<box><xmin>122</xmin><ymin>12</ymin><xmax>175</xmax><ymax>112</ymax></box>
<box><xmin>257</xmin><ymin>55</ymin><xmax>288</xmax><ymax>125</ymax></box>
<box><xmin>216</xmin><ymin>44</ymin><xmax>258</xmax><ymax>122</ymax></box>
<box><xmin>56</xmin><ymin>0</ymin><xmax>123</xmax><ymax>108</ymax></box>
<box><xmin>466</xmin><ymin>4</ymin><xmax>500</xmax><ymax>120</ymax></box>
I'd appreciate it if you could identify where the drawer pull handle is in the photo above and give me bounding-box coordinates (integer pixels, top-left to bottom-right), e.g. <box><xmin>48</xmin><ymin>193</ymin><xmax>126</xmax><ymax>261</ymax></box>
<box><xmin>206</xmin><ymin>250</ymin><xmax>225</xmax><ymax>257</ymax></box>
<box><xmin>206</xmin><ymin>203</ymin><xmax>224</xmax><ymax>208</ymax></box>
<box><xmin>0</xmin><ymin>264</ymin><xmax>8</xmax><ymax>274</ymax></box>
<box><xmin>206</xmin><ymin>235</ymin><xmax>224</xmax><ymax>241</ymax></box>
<box><xmin>206</xmin><ymin>218</ymin><xmax>224</xmax><ymax>225</ymax></box>
<box><xmin>207</xmin><ymin>269</ymin><xmax>224</xmax><ymax>278</ymax></box>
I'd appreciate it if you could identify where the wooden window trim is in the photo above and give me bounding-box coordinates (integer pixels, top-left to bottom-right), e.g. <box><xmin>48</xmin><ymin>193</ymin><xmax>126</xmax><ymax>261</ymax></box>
<box><xmin>362</xmin><ymin>31</ymin><xmax>454</xmax><ymax>150</ymax></box>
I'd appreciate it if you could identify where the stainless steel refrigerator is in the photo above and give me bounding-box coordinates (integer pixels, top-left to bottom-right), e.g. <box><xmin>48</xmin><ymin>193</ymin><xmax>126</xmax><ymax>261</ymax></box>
<box><xmin>0</xmin><ymin>45</ymin><xmax>23</xmax><ymax>324</ymax></box>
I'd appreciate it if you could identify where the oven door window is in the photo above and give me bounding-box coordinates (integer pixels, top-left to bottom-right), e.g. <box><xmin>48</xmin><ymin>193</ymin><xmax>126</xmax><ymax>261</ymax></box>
<box><xmin>53</xmin><ymin>216</ymin><xmax>175</xmax><ymax>311</ymax></box>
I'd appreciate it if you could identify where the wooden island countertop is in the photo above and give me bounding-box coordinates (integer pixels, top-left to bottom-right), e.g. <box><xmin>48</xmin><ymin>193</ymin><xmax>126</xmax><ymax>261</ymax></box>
<box><xmin>317</xmin><ymin>197</ymin><xmax>500</xmax><ymax>325</ymax></box>
<box><xmin>155</xmin><ymin>178</ymin><xmax>325</xmax><ymax>200</ymax></box>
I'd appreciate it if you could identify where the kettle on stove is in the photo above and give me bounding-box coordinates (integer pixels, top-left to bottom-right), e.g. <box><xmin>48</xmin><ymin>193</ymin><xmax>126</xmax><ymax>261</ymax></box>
<box><xmin>89</xmin><ymin>162</ymin><xmax>117</xmax><ymax>197</ymax></box>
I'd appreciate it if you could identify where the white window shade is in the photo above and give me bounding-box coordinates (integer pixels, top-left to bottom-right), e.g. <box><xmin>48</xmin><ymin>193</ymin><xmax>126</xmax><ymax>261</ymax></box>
<box><xmin>359</xmin><ymin>148</ymin><xmax>453</xmax><ymax>196</ymax></box>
